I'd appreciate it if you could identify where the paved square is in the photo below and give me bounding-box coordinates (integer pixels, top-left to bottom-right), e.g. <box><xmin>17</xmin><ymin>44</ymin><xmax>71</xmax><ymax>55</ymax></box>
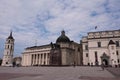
<box><xmin>0</xmin><ymin>66</ymin><xmax>119</xmax><ymax>80</ymax></box>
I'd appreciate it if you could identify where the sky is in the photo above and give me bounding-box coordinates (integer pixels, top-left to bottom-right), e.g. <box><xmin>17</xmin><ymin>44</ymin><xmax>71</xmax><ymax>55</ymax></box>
<box><xmin>0</xmin><ymin>0</ymin><xmax>120</xmax><ymax>58</ymax></box>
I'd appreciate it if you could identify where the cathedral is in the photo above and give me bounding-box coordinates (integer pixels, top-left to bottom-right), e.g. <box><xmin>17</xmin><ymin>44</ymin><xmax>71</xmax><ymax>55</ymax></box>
<box><xmin>1</xmin><ymin>29</ymin><xmax>120</xmax><ymax>67</ymax></box>
<box><xmin>22</xmin><ymin>30</ymin><xmax>82</xmax><ymax>66</ymax></box>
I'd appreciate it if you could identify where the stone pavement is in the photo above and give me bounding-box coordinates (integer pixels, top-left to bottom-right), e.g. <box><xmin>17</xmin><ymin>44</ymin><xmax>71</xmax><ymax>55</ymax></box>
<box><xmin>0</xmin><ymin>66</ymin><xmax>119</xmax><ymax>80</ymax></box>
<box><xmin>106</xmin><ymin>67</ymin><xmax>120</xmax><ymax>77</ymax></box>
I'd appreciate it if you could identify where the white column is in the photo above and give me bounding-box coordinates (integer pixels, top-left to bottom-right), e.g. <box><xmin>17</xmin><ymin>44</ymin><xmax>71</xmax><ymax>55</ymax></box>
<box><xmin>39</xmin><ymin>54</ymin><xmax>41</xmax><ymax>65</ymax></box>
<box><xmin>42</xmin><ymin>54</ymin><xmax>44</xmax><ymax>65</ymax></box>
<box><xmin>47</xmin><ymin>53</ymin><xmax>49</xmax><ymax>65</ymax></box>
<box><xmin>32</xmin><ymin>54</ymin><xmax>35</xmax><ymax>65</ymax></box>
<box><xmin>37</xmin><ymin>54</ymin><xmax>39</xmax><ymax>65</ymax></box>
<box><xmin>46</xmin><ymin>53</ymin><xmax>48</xmax><ymax>65</ymax></box>
<box><xmin>35</xmin><ymin>54</ymin><xmax>38</xmax><ymax>65</ymax></box>
<box><xmin>40</xmin><ymin>54</ymin><xmax>43</xmax><ymax>65</ymax></box>
<box><xmin>34</xmin><ymin>54</ymin><xmax>36</xmax><ymax>65</ymax></box>
<box><xmin>31</xmin><ymin>54</ymin><xmax>33</xmax><ymax>66</ymax></box>
<box><xmin>22</xmin><ymin>54</ymin><xmax>25</xmax><ymax>66</ymax></box>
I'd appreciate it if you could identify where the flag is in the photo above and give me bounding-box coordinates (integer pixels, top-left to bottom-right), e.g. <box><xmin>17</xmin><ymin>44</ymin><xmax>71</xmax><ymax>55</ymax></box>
<box><xmin>95</xmin><ymin>26</ymin><xmax>97</xmax><ymax>29</ymax></box>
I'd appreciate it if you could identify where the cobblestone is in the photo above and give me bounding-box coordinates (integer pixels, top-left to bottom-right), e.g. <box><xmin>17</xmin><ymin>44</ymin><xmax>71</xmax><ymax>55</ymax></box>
<box><xmin>0</xmin><ymin>66</ymin><xmax>119</xmax><ymax>80</ymax></box>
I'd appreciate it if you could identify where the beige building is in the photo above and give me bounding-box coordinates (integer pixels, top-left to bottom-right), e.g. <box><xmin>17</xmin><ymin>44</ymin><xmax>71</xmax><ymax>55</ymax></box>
<box><xmin>82</xmin><ymin>29</ymin><xmax>120</xmax><ymax>67</ymax></box>
<box><xmin>22</xmin><ymin>30</ymin><xmax>82</xmax><ymax>66</ymax></box>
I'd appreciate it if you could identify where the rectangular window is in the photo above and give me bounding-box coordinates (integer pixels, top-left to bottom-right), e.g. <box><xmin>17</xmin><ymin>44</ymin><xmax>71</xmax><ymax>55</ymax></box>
<box><xmin>118</xmin><ymin>59</ymin><xmax>119</xmax><ymax>63</ymax></box>
<box><xmin>116</xmin><ymin>41</ymin><xmax>119</xmax><ymax>47</ymax></box>
<box><xmin>8</xmin><ymin>45</ymin><xmax>9</xmax><ymax>49</ymax></box>
<box><xmin>86</xmin><ymin>53</ymin><xmax>88</xmax><ymax>57</ymax></box>
<box><xmin>95</xmin><ymin>51</ymin><xmax>98</xmax><ymax>61</ymax></box>
<box><xmin>98</xmin><ymin>42</ymin><xmax>101</xmax><ymax>47</ymax></box>
<box><xmin>85</xmin><ymin>45</ymin><xmax>88</xmax><ymax>50</ymax></box>
<box><xmin>116</xmin><ymin>51</ymin><xmax>119</xmax><ymax>55</ymax></box>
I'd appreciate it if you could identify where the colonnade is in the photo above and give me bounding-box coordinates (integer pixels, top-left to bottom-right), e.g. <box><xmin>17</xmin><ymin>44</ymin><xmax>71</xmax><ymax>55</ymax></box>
<box><xmin>31</xmin><ymin>53</ymin><xmax>50</xmax><ymax>66</ymax></box>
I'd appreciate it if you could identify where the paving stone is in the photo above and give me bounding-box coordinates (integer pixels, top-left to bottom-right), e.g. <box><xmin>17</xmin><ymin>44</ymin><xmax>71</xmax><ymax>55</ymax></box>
<box><xmin>0</xmin><ymin>66</ymin><xmax>118</xmax><ymax>80</ymax></box>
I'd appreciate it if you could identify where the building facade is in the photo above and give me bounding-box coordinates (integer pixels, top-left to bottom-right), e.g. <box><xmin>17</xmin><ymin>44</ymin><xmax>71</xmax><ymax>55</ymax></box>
<box><xmin>13</xmin><ymin>57</ymin><xmax>22</xmax><ymax>66</ymax></box>
<box><xmin>22</xmin><ymin>30</ymin><xmax>82</xmax><ymax>66</ymax></box>
<box><xmin>82</xmin><ymin>30</ymin><xmax>120</xmax><ymax>67</ymax></box>
<box><xmin>2</xmin><ymin>32</ymin><xmax>14</xmax><ymax>66</ymax></box>
<box><xmin>22</xmin><ymin>44</ymin><xmax>51</xmax><ymax>66</ymax></box>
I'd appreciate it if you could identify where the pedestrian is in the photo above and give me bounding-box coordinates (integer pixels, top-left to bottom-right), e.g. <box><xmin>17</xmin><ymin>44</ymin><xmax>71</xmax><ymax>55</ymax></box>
<box><xmin>73</xmin><ymin>62</ymin><xmax>76</xmax><ymax>68</ymax></box>
<box><xmin>91</xmin><ymin>62</ymin><xmax>93</xmax><ymax>67</ymax></box>
<box><xmin>101</xmin><ymin>63</ymin><xmax>104</xmax><ymax>70</ymax></box>
<box><xmin>12</xmin><ymin>62</ymin><xmax>16</xmax><ymax>67</ymax></box>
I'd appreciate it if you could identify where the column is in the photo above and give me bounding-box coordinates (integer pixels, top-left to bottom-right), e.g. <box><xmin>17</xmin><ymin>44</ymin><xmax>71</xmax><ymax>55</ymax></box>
<box><xmin>47</xmin><ymin>53</ymin><xmax>49</xmax><ymax>65</ymax></box>
<box><xmin>34</xmin><ymin>54</ymin><xmax>36</xmax><ymax>65</ymax></box>
<box><xmin>35</xmin><ymin>54</ymin><xmax>38</xmax><ymax>65</ymax></box>
<box><xmin>37</xmin><ymin>54</ymin><xmax>39</xmax><ymax>65</ymax></box>
<box><xmin>40</xmin><ymin>54</ymin><xmax>42</xmax><ymax>65</ymax></box>
<box><xmin>39</xmin><ymin>54</ymin><xmax>41</xmax><ymax>65</ymax></box>
<box><xmin>42</xmin><ymin>53</ymin><xmax>44</xmax><ymax>65</ymax></box>
<box><xmin>22</xmin><ymin>54</ymin><xmax>25</xmax><ymax>66</ymax></box>
<box><xmin>31</xmin><ymin>54</ymin><xmax>33</xmax><ymax>66</ymax></box>
<box><xmin>32</xmin><ymin>54</ymin><xmax>35</xmax><ymax>66</ymax></box>
<box><xmin>46</xmin><ymin>53</ymin><xmax>48</xmax><ymax>65</ymax></box>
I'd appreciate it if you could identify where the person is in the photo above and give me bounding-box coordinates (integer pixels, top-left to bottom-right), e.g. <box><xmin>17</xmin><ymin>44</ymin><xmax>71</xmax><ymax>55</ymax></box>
<box><xmin>91</xmin><ymin>62</ymin><xmax>93</xmax><ymax>67</ymax></box>
<box><xmin>73</xmin><ymin>62</ymin><xmax>76</xmax><ymax>68</ymax></box>
<box><xmin>12</xmin><ymin>62</ymin><xmax>16</xmax><ymax>67</ymax></box>
<box><xmin>101</xmin><ymin>63</ymin><xmax>104</xmax><ymax>70</ymax></box>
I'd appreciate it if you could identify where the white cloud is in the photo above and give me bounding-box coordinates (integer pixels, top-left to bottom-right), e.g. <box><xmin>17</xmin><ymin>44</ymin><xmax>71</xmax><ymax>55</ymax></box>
<box><xmin>0</xmin><ymin>0</ymin><xmax>119</xmax><ymax>57</ymax></box>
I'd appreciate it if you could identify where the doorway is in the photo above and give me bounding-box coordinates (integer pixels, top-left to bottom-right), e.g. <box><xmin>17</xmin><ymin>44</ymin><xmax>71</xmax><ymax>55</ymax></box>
<box><xmin>102</xmin><ymin>59</ymin><xmax>108</xmax><ymax>66</ymax></box>
<box><xmin>101</xmin><ymin>53</ymin><xmax>109</xmax><ymax>67</ymax></box>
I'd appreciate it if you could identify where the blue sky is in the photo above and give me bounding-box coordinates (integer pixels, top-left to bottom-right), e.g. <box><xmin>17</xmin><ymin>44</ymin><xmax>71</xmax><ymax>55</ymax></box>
<box><xmin>0</xmin><ymin>0</ymin><xmax>120</xmax><ymax>58</ymax></box>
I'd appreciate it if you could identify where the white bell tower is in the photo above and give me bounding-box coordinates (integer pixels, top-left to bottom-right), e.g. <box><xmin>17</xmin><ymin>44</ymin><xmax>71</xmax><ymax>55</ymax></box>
<box><xmin>2</xmin><ymin>31</ymin><xmax>14</xmax><ymax>66</ymax></box>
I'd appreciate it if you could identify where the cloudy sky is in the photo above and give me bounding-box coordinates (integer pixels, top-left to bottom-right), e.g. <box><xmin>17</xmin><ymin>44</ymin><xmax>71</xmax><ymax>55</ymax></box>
<box><xmin>0</xmin><ymin>0</ymin><xmax>120</xmax><ymax>58</ymax></box>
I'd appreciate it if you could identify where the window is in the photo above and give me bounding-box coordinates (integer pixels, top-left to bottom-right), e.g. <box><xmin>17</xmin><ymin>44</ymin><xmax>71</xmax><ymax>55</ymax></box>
<box><xmin>95</xmin><ymin>51</ymin><xmax>98</xmax><ymax>59</ymax></box>
<box><xmin>98</xmin><ymin>42</ymin><xmax>101</xmax><ymax>47</ymax></box>
<box><xmin>85</xmin><ymin>45</ymin><xmax>88</xmax><ymax>50</ymax></box>
<box><xmin>118</xmin><ymin>59</ymin><xmax>120</xmax><ymax>63</ymax></box>
<box><xmin>116</xmin><ymin>41</ymin><xmax>119</xmax><ymax>47</ymax></box>
<box><xmin>8</xmin><ymin>45</ymin><xmax>9</xmax><ymax>49</ymax></box>
<box><xmin>11</xmin><ymin>46</ymin><xmax>12</xmax><ymax>49</ymax></box>
<box><xmin>116</xmin><ymin>51</ymin><xmax>119</xmax><ymax>55</ymax></box>
<box><xmin>8</xmin><ymin>40</ymin><xmax>10</xmax><ymax>43</ymax></box>
<box><xmin>86</xmin><ymin>53</ymin><xmax>88</xmax><ymax>57</ymax></box>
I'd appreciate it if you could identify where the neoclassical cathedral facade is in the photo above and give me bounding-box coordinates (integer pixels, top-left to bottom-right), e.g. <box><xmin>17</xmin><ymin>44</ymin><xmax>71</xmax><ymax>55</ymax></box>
<box><xmin>82</xmin><ymin>30</ymin><xmax>120</xmax><ymax>67</ymax></box>
<box><xmin>22</xmin><ymin>30</ymin><xmax>82</xmax><ymax>66</ymax></box>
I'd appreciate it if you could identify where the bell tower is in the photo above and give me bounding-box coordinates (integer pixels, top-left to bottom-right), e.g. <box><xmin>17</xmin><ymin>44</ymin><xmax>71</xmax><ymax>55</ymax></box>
<box><xmin>2</xmin><ymin>31</ymin><xmax>14</xmax><ymax>66</ymax></box>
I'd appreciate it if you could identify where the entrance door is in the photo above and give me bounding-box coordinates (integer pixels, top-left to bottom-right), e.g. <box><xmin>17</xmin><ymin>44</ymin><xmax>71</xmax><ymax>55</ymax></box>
<box><xmin>101</xmin><ymin>53</ymin><xmax>110</xmax><ymax>66</ymax></box>
<box><xmin>102</xmin><ymin>59</ymin><xmax>108</xmax><ymax>66</ymax></box>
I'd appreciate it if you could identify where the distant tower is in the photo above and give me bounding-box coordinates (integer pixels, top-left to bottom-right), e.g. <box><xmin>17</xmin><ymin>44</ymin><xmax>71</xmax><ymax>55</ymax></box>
<box><xmin>2</xmin><ymin>31</ymin><xmax>14</xmax><ymax>66</ymax></box>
